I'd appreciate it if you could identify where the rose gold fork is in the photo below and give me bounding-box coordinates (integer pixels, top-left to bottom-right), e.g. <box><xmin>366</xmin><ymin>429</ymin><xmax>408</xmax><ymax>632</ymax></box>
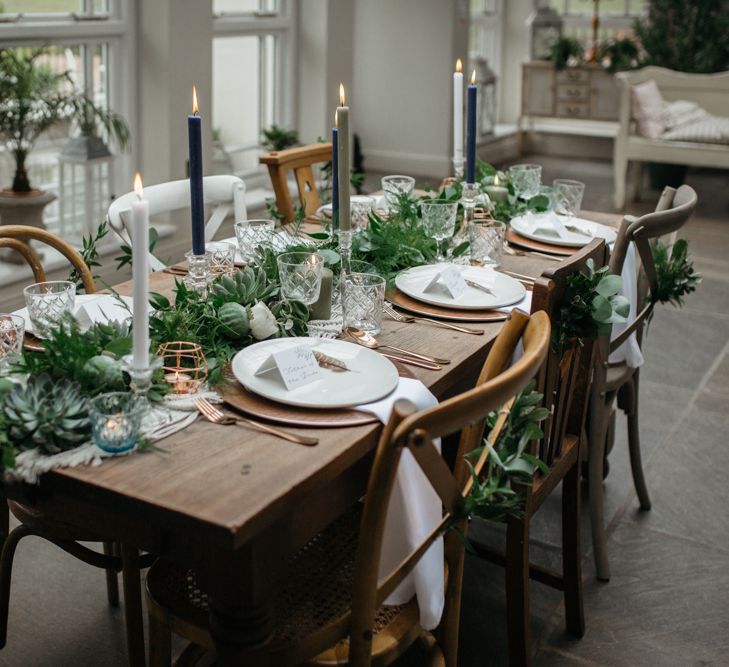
<box><xmin>195</xmin><ymin>397</ymin><xmax>319</xmax><ymax>446</ymax></box>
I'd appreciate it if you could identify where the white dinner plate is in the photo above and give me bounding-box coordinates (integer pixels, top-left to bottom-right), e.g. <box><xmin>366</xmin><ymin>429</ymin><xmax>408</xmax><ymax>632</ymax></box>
<box><xmin>218</xmin><ymin>231</ymin><xmax>315</xmax><ymax>265</ymax></box>
<box><xmin>13</xmin><ymin>294</ymin><xmax>133</xmax><ymax>337</ymax></box>
<box><xmin>394</xmin><ymin>264</ymin><xmax>526</xmax><ymax>311</ymax></box>
<box><xmin>510</xmin><ymin>213</ymin><xmax>617</xmax><ymax>248</ymax></box>
<box><xmin>230</xmin><ymin>337</ymin><xmax>399</xmax><ymax>409</ymax></box>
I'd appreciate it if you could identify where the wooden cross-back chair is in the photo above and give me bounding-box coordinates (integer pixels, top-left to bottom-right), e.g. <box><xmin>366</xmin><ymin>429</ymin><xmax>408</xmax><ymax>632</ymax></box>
<box><xmin>588</xmin><ymin>184</ymin><xmax>697</xmax><ymax>582</ymax></box>
<box><xmin>468</xmin><ymin>238</ymin><xmax>608</xmax><ymax>667</ymax></box>
<box><xmin>106</xmin><ymin>174</ymin><xmax>247</xmax><ymax>271</ymax></box>
<box><xmin>260</xmin><ymin>143</ymin><xmax>333</xmax><ymax>224</ymax></box>
<box><xmin>144</xmin><ymin>309</ymin><xmax>551</xmax><ymax>667</ymax></box>
<box><xmin>0</xmin><ymin>226</ymin><xmax>147</xmax><ymax>664</ymax></box>
<box><xmin>0</xmin><ymin>225</ymin><xmax>96</xmax><ymax>293</ymax></box>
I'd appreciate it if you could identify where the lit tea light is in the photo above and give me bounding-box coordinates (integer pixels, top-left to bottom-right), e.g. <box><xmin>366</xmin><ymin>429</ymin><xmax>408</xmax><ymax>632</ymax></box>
<box><xmin>164</xmin><ymin>371</ymin><xmax>194</xmax><ymax>394</ymax></box>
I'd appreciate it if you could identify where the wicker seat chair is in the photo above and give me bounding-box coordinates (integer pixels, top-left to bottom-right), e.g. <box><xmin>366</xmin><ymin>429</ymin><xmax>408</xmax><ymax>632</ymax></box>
<box><xmin>0</xmin><ymin>225</ymin><xmax>146</xmax><ymax>665</ymax></box>
<box><xmin>145</xmin><ymin>309</ymin><xmax>552</xmax><ymax>666</ymax></box>
<box><xmin>588</xmin><ymin>185</ymin><xmax>698</xmax><ymax>582</ymax></box>
<box><xmin>260</xmin><ymin>143</ymin><xmax>333</xmax><ymax>224</ymax></box>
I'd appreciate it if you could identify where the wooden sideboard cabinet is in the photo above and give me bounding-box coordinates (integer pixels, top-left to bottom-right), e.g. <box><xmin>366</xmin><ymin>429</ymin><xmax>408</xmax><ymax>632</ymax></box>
<box><xmin>521</xmin><ymin>61</ymin><xmax>619</xmax><ymax>122</ymax></box>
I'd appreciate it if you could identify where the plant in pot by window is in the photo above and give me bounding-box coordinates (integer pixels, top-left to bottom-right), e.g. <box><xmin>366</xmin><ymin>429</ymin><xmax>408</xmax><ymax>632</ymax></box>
<box><xmin>0</xmin><ymin>47</ymin><xmax>129</xmax><ymax>234</ymax></box>
<box><xmin>634</xmin><ymin>0</ymin><xmax>729</xmax><ymax>189</ymax></box>
<box><xmin>547</xmin><ymin>36</ymin><xmax>584</xmax><ymax>70</ymax></box>
<box><xmin>599</xmin><ymin>33</ymin><xmax>640</xmax><ymax>74</ymax></box>
<box><xmin>261</xmin><ymin>124</ymin><xmax>299</xmax><ymax>152</ymax></box>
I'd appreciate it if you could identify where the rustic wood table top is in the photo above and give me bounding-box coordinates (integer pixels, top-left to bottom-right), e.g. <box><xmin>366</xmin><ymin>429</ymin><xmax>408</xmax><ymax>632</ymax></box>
<box><xmin>2</xmin><ymin>209</ymin><xmax>620</xmax><ymax>664</ymax></box>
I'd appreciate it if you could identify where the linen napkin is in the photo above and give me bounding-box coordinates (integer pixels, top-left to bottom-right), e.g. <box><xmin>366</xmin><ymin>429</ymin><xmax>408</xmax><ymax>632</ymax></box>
<box><xmin>609</xmin><ymin>243</ymin><xmax>644</xmax><ymax>368</ymax></box>
<box><xmin>524</xmin><ymin>211</ymin><xmax>569</xmax><ymax>239</ymax></box>
<box><xmin>356</xmin><ymin>377</ymin><xmax>445</xmax><ymax>630</ymax></box>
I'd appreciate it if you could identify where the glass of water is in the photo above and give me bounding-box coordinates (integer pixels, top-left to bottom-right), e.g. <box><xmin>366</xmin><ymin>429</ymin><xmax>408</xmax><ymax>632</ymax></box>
<box><xmin>509</xmin><ymin>164</ymin><xmax>542</xmax><ymax>200</ymax></box>
<box><xmin>23</xmin><ymin>281</ymin><xmax>76</xmax><ymax>338</ymax></box>
<box><xmin>470</xmin><ymin>220</ymin><xmax>506</xmax><ymax>268</ymax></box>
<box><xmin>381</xmin><ymin>175</ymin><xmax>416</xmax><ymax>209</ymax></box>
<box><xmin>342</xmin><ymin>273</ymin><xmax>386</xmax><ymax>335</ymax></box>
<box><xmin>552</xmin><ymin>179</ymin><xmax>586</xmax><ymax>217</ymax></box>
<box><xmin>277</xmin><ymin>252</ymin><xmax>323</xmax><ymax>305</ymax></box>
<box><xmin>420</xmin><ymin>199</ymin><xmax>459</xmax><ymax>263</ymax></box>
<box><xmin>234</xmin><ymin>219</ymin><xmax>275</xmax><ymax>262</ymax></box>
<box><xmin>350</xmin><ymin>195</ymin><xmax>376</xmax><ymax>230</ymax></box>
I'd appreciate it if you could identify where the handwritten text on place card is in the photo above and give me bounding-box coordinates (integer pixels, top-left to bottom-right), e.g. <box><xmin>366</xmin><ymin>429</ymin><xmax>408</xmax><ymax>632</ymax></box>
<box><xmin>424</xmin><ymin>264</ymin><xmax>467</xmax><ymax>299</ymax></box>
<box><xmin>254</xmin><ymin>345</ymin><xmax>322</xmax><ymax>390</ymax></box>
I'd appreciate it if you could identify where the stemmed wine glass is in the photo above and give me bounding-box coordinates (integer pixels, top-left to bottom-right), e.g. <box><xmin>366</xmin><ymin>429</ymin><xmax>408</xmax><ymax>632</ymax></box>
<box><xmin>420</xmin><ymin>200</ymin><xmax>458</xmax><ymax>263</ymax></box>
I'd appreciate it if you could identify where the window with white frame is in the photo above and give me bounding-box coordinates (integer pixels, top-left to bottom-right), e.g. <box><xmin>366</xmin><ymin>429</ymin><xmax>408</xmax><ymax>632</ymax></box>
<box><xmin>0</xmin><ymin>0</ymin><xmax>133</xmax><ymax>242</ymax></box>
<box><xmin>548</xmin><ymin>0</ymin><xmax>648</xmax><ymax>44</ymax></box>
<box><xmin>469</xmin><ymin>0</ymin><xmax>504</xmax><ymax>128</ymax></box>
<box><xmin>211</xmin><ymin>0</ymin><xmax>294</xmax><ymax>186</ymax></box>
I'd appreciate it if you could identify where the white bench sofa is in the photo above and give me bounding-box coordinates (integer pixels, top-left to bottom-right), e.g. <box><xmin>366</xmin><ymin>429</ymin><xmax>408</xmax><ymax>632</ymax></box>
<box><xmin>613</xmin><ymin>66</ymin><xmax>729</xmax><ymax>209</ymax></box>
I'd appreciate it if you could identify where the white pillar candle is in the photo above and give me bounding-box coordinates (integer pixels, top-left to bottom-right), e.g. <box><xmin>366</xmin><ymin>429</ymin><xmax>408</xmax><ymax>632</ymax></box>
<box><xmin>336</xmin><ymin>83</ymin><xmax>351</xmax><ymax>233</ymax></box>
<box><xmin>453</xmin><ymin>58</ymin><xmax>463</xmax><ymax>165</ymax></box>
<box><xmin>131</xmin><ymin>172</ymin><xmax>150</xmax><ymax>369</ymax></box>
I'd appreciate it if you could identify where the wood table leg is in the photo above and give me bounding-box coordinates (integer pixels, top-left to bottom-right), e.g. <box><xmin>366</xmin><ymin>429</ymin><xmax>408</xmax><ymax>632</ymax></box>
<box><xmin>121</xmin><ymin>544</ymin><xmax>147</xmax><ymax>667</ymax></box>
<box><xmin>207</xmin><ymin>543</ymin><xmax>278</xmax><ymax>666</ymax></box>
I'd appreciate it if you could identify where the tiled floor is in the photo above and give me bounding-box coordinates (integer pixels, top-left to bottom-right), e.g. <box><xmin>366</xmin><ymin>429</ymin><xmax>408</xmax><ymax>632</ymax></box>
<box><xmin>1</xmin><ymin>156</ymin><xmax>727</xmax><ymax>666</ymax></box>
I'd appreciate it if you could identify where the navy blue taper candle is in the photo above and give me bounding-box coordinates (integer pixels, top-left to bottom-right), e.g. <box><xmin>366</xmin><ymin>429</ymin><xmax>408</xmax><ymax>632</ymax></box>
<box><xmin>466</xmin><ymin>70</ymin><xmax>477</xmax><ymax>183</ymax></box>
<box><xmin>188</xmin><ymin>86</ymin><xmax>205</xmax><ymax>255</ymax></box>
<box><xmin>332</xmin><ymin>124</ymin><xmax>339</xmax><ymax>231</ymax></box>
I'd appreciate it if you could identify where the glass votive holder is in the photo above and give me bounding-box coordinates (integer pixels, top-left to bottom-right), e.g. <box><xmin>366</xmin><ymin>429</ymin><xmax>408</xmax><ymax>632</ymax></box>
<box><xmin>469</xmin><ymin>220</ymin><xmax>506</xmax><ymax>267</ymax></box>
<box><xmin>0</xmin><ymin>313</ymin><xmax>24</xmax><ymax>371</ymax></box>
<box><xmin>234</xmin><ymin>219</ymin><xmax>276</xmax><ymax>262</ymax></box>
<box><xmin>342</xmin><ymin>272</ymin><xmax>386</xmax><ymax>335</ymax></box>
<box><xmin>277</xmin><ymin>252</ymin><xmax>323</xmax><ymax>305</ymax></box>
<box><xmin>508</xmin><ymin>164</ymin><xmax>542</xmax><ymax>201</ymax></box>
<box><xmin>350</xmin><ymin>195</ymin><xmax>376</xmax><ymax>230</ymax></box>
<box><xmin>381</xmin><ymin>175</ymin><xmax>416</xmax><ymax>208</ymax></box>
<box><xmin>206</xmin><ymin>242</ymin><xmax>237</xmax><ymax>276</ymax></box>
<box><xmin>183</xmin><ymin>251</ymin><xmax>213</xmax><ymax>295</ymax></box>
<box><xmin>552</xmin><ymin>179</ymin><xmax>586</xmax><ymax>217</ymax></box>
<box><xmin>23</xmin><ymin>281</ymin><xmax>76</xmax><ymax>338</ymax></box>
<box><xmin>90</xmin><ymin>392</ymin><xmax>145</xmax><ymax>454</ymax></box>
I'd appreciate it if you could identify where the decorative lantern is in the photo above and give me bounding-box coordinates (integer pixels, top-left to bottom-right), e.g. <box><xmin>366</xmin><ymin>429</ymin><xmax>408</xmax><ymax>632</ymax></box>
<box><xmin>474</xmin><ymin>57</ymin><xmax>497</xmax><ymax>137</ymax></box>
<box><xmin>526</xmin><ymin>3</ymin><xmax>563</xmax><ymax>61</ymax></box>
<box><xmin>158</xmin><ymin>342</ymin><xmax>208</xmax><ymax>395</ymax></box>
<box><xmin>57</xmin><ymin>135</ymin><xmax>114</xmax><ymax>238</ymax></box>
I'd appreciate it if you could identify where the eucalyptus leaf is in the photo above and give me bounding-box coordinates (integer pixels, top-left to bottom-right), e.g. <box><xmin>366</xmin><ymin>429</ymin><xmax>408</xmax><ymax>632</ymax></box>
<box><xmin>595</xmin><ymin>274</ymin><xmax>622</xmax><ymax>297</ymax></box>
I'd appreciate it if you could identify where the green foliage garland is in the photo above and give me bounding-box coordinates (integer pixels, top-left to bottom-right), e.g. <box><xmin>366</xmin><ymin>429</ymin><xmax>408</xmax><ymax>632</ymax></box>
<box><xmin>148</xmin><ymin>265</ymin><xmax>309</xmax><ymax>385</ymax></box>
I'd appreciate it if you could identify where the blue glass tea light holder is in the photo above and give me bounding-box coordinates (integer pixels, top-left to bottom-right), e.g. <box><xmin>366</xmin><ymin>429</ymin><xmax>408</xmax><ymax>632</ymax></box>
<box><xmin>90</xmin><ymin>392</ymin><xmax>145</xmax><ymax>454</ymax></box>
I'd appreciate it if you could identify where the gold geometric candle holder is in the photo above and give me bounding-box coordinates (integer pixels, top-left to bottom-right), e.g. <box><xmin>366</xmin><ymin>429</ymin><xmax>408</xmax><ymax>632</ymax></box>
<box><xmin>158</xmin><ymin>341</ymin><xmax>208</xmax><ymax>395</ymax></box>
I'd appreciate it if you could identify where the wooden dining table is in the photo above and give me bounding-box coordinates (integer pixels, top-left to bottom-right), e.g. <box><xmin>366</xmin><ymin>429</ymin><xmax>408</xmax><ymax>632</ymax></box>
<box><xmin>0</xmin><ymin>210</ymin><xmax>620</xmax><ymax>665</ymax></box>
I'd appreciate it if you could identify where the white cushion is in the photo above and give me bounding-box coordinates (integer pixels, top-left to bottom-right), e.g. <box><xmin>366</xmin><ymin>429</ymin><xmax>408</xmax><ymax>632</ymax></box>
<box><xmin>662</xmin><ymin>100</ymin><xmax>710</xmax><ymax>130</ymax></box>
<box><xmin>661</xmin><ymin>115</ymin><xmax>729</xmax><ymax>144</ymax></box>
<box><xmin>631</xmin><ymin>79</ymin><xmax>666</xmax><ymax>139</ymax></box>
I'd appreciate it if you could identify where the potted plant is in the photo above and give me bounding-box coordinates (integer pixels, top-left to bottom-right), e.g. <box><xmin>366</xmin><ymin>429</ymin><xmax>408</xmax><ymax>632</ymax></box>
<box><xmin>0</xmin><ymin>47</ymin><xmax>129</xmax><ymax>232</ymax></box>
<box><xmin>634</xmin><ymin>0</ymin><xmax>729</xmax><ymax>189</ymax></box>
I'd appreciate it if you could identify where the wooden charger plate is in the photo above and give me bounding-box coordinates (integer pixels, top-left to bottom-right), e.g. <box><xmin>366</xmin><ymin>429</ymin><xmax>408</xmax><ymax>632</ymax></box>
<box><xmin>505</xmin><ymin>228</ymin><xmax>576</xmax><ymax>257</ymax></box>
<box><xmin>218</xmin><ymin>361</ymin><xmax>415</xmax><ymax>428</ymax></box>
<box><xmin>386</xmin><ymin>290</ymin><xmax>509</xmax><ymax>323</ymax></box>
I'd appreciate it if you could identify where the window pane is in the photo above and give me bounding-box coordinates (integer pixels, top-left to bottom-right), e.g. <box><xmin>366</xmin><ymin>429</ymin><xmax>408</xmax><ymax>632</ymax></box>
<box><xmin>212</xmin><ymin>35</ymin><xmax>261</xmax><ymax>173</ymax></box>
<box><xmin>1</xmin><ymin>0</ymin><xmax>83</xmax><ymax>12</ymax></box>
<box><xmin>213</xmin><ymin>0</ymin><xmax>272</xmax><ymax>14</ymax></box>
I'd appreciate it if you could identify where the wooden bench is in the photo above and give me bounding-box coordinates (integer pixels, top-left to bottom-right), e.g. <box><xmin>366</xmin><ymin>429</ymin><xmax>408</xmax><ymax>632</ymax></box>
<box><xmin>613</xmin><ymin>66</ymin><xmax>729</xmax><ymax>210</ymax></box>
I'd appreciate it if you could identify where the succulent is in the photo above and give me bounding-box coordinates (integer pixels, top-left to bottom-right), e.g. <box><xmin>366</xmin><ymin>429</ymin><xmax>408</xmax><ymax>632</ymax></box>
<box><xmin>217</xmin><ymin>302</ymin><xmax>251</xmax><ymax>340</ymax></box>
<box><xmin>212</xmin><ymin>266</ymin><xmax>278</xmax><ymax>305</ymax></box>
<box><xmin>2</xmin><ymin>374</ymin><xmax>91</xmax><ymax>455</ymax></box>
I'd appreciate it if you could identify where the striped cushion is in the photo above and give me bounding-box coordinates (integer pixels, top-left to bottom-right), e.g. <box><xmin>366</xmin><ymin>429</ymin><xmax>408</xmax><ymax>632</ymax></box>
<box><xmin>661</xmin><ymin>115</ymin><xmax>729</xmax><ymax>144</ymax></box>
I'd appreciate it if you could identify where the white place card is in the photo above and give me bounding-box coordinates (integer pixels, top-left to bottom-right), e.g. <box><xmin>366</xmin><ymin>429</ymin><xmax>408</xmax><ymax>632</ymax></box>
<box><xmin>533</xmin><ymin>212</ymin><xmax>568</xmax><ymax>239</ymax></box>
<box><xmin>75</xmin><ymin>296</ymin><xmax>132</xmax><ymax>330</ymax></box>
<box><xmin>423</xmin><ymin>265</ymin><xmax>467</xmax><ymax>299</ymax></box>
<box><xmin>254</xmin><ymin>344</ymin><xmax>322</xmax><ymax>391</ymax></box>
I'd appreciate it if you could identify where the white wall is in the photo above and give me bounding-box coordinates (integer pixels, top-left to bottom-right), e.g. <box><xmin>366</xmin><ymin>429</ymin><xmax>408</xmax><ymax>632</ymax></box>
<box><xmin>350</xmin><ymin>0</ymin><xmax>467</xmax><ymax>177</ymax></box>
<box><xmin>137</xmin><ymin>0</ymin><xmax>213</xmax><ymax>187</ymax></box>
<box><xmin>500</xmin><ymin>1</ymin><xmax>531</xmax><ymax>125</ymax></box>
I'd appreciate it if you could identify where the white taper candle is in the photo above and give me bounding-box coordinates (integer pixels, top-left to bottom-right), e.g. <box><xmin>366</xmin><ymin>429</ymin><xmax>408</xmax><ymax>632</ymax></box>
<box><xmin>453</xmin><ymin>58</ymin><xmax>464</xmax><ymax>164</ymax></box>
<box><xmin>131</xmin><ymin>172</ymin><xmax>150</xmax><ymax>369</ymax></box>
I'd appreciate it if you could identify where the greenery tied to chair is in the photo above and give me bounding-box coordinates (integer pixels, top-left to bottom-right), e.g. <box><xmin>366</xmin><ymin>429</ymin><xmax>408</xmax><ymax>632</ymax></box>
<box><xmin>648</xmin><ymin>239</ymin><xmax>701</xmax><ymax>315</ymax></box>
<box><xmin>459</xmin><ymin>381</ymin><xmax>549</xmax><ymax>525</ymax></box>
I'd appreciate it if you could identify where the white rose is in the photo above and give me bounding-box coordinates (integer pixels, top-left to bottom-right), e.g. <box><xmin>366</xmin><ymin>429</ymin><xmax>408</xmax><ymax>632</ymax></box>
<box><xmin>249</xmin><ymin>301</ymin><xmax>279</xmax><ymax>340</ymax></box>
